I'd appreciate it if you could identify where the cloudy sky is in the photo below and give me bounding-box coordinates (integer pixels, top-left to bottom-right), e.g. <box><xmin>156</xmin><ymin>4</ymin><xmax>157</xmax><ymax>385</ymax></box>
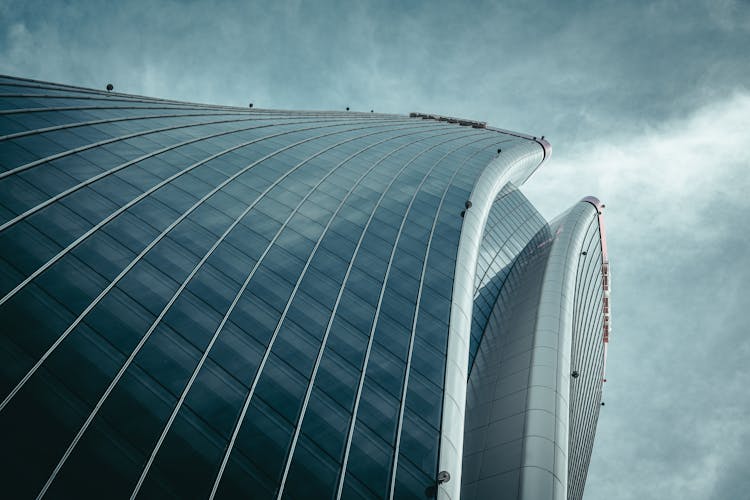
<box><xmin>1</xmin><ymin>0</ymin><xmax>749</xmax><ymax>498</ymax></box>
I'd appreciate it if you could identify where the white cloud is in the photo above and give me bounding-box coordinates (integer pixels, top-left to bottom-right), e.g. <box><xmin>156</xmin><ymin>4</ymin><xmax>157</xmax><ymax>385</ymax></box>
<box><xmin>523</xmin><ymin>89</ymin><xmax>750</xmax><ymax>223</ymax></box>
<box><xmin>523</xmin><ymin>92</ymin><xmax>750</xmax><ymax>499</ymax></box>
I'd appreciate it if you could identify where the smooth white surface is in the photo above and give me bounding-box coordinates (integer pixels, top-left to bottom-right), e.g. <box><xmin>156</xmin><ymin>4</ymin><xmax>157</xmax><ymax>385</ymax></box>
<box><xmin>438</xmin><ymin>140</ymin><xmax>545</xmax><ymax>500</ymax></box>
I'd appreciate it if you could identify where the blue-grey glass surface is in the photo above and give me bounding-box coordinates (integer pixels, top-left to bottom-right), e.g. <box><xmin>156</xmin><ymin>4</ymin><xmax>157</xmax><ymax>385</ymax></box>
<box><xmin>0</xmin><ymin>75</ymin><xmax>552</xmax><ymax>499</ymax></box>
<box><xmin>567</xmin><ymin>212</ymin><xmax>605</xmax><ymax>500</ymax></box>
<box><xmin>469</xmin><ymin>185</ymin><xmax>547</xmax><ymax>372</ymax></box>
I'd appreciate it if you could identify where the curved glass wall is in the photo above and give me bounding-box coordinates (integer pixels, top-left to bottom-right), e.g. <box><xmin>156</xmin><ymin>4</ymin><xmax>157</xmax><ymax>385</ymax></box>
<box><xmin>0</xmin><ymin>75</ymin><xmax>606</xmax><ymax>500</ymax></box>
<box><xmin>0</xmin><ymin>75</ymin><xmax>552</xmax><ymax>498</ymax></box>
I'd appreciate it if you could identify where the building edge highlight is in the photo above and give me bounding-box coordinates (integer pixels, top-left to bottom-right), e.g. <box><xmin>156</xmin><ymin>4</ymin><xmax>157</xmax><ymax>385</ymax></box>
<box><xmin>459</xmin><ymin>196</ymin><xmax>609</xmax><ymax>499</ymax></box>
<box><xmin>439</xmin><ymin>141</ymin><xmax>548</xmax><ymax>500</ymax></box>
<box><xmin>580</xmin><ymin>196</ymin><xmax>611</xmax><ymax>380</ymax></box>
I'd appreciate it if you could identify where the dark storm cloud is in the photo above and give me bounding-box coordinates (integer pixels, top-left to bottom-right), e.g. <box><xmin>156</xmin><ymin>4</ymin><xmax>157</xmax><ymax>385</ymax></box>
<box><xmin>1</xmin><ymin>1</ymin><xmax>749</xmax><ymax>498</ymax></box>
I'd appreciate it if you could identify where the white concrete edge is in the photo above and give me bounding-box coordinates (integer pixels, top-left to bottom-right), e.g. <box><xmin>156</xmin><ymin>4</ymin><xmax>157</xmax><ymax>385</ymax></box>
<box><xmin>518</xmin><ymin>202</ymin><xmax>598</xmax><ymax>499</ymax></box>
<box><xmin>437</xmin><ymin>140</ymin><xmax>546</xmax><ymax>500</ymax></box>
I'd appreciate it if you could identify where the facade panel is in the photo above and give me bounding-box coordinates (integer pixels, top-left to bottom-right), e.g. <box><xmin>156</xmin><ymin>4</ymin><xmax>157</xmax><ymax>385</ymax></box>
<box><xmin>462</xmin><ymin>197</ymin><xmax>609</xmax><ymax>500</ymax></box>
<box><xmin>0</xmin><ymin>75</ymin><xmax>608</xmax><ymax>499</ymax></box>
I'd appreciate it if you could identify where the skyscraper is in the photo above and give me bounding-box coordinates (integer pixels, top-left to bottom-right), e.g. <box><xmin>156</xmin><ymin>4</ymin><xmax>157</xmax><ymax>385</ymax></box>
<box><xmin>0</xmin><ymin>75</ymin><xmax>610</xmax><ymax>499</ymax></box>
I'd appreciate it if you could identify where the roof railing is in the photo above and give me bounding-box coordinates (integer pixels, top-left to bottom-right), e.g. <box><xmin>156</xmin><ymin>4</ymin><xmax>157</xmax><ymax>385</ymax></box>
<box><xmin>409</xmin><ymin>112</ymin><xmax>486</xmax><ymax>129</ymax></box>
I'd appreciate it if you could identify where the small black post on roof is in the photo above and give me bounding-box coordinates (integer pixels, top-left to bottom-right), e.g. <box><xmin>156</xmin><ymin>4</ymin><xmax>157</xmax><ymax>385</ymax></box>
<box><xmin>106</xmin><ymin>83</ymin><xmax>114</xmax><ymax>92</ymax></box>
<box><xmin>248</xmin><ymin>103</ymin><xmax>253</xmax><ymax>108</ymax></box>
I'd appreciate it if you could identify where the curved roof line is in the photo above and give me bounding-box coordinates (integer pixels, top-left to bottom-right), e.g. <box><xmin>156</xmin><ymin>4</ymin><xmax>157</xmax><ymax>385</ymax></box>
<box><xmin>486</xmin><ymin>126</ymin><xmax>552</xmax><ymax>162</ymax></box>
<box><xmin>580</xmin><ymin>196</ymin><xmax>611</xmax><ymax>382</ymax></box>
<box><xmin>580</xmin><ymin>196</ymin><xmax>608</xmax><ymax>266</ymax></box>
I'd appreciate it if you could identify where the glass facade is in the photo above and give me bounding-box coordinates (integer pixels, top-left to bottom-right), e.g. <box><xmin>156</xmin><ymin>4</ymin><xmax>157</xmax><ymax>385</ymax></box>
<box><xmin>0</xmin><ymin>75</ymin><xmax>608</xmax><ymax>499</ymax></box>
<box><xmin>462</xmin><ymin>197</ymin><xmax>609</xmax><ymax>500</ymax></box>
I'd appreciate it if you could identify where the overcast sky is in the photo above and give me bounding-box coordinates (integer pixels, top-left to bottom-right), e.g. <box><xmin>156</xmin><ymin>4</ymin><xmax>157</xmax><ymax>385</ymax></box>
<box><xmin>1</xmin><ymin>0</ymin><xmax>749</xmax><ymax>498</ymax></box>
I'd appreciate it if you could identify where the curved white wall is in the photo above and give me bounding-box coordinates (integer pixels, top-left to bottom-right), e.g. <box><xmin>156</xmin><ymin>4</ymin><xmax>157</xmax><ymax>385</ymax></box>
<box><xmin>438</xmin><ymin>140</ymin><xmax>545</xmax><ymax>500</ymax></box>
